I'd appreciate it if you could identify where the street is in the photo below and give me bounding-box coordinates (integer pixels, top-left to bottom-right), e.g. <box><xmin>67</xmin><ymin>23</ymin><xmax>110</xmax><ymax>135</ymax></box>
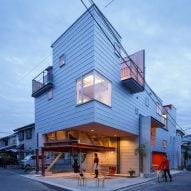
<box><xmin>126</xmin><ymin>171</ymin><xmax>191</xmax><ymax>191</ymax></box>
<box><xmin>0</xmin><ymin>168</ymin><xmax>68</xmax><ymax>191</ymax></box>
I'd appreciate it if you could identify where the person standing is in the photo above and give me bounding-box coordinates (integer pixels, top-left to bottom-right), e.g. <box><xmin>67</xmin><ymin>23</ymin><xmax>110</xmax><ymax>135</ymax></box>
<box><xmin>72</xmin><ymin>159</ymin><xmax>80</xmax><ymax>173</ymax></box>
<box><xmin>94</xmin><ymin>153</ymin><xmax>99</xmax><ymax>178</ymax></box>
<box><xmin>159</xmin><ymin>155</ymin><xmax>172</xmax><ymax>182</ymax></box>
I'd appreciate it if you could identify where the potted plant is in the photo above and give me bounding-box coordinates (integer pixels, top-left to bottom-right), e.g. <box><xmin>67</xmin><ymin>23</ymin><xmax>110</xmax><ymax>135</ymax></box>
<box><xmin>128</xmin><ymin>168</ymin><xmax>135</xmax><ymax>177</ymax></box>
<box><xmin>135</xmin><ymin>144</ymin><xmax>146</xmax><ymax>177</ymax></box>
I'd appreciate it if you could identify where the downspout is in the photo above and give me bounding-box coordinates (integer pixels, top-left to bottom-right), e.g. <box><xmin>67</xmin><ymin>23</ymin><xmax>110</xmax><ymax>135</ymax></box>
<box><xmin>138</xmin><ymin>114</ymin><xmax>142</xmax><ymax>174</ymax></box>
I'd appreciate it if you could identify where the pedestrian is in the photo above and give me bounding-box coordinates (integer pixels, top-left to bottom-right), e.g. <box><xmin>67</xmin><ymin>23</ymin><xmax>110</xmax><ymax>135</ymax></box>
<box><xmin>93</xmin><ymin>153</ymin><xmax>99</xmax><ymax>178</ymax></box>
<box><xmin>72</xmin><ymin>159</ymin><xmax>80</xmax><ymax>173</ymax></box>
<box><xmin>159</xmin><ymin>155</ymin><xmax>172</xmax><ymax>182</ymax></box>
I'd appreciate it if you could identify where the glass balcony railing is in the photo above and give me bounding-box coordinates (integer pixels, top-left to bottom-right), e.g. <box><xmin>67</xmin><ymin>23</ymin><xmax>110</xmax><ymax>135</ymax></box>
<box><xmin>32</xmin><ymin>66</ymin><xmax>53</xmax><ymax>97</ymax></box>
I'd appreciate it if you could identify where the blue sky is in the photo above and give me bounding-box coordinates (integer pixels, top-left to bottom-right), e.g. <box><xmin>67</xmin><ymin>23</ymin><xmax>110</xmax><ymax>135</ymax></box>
<box><xmin>0</xmin><ymin>0</ymin><xmax>191</xmax><ymax>137</ymax></box>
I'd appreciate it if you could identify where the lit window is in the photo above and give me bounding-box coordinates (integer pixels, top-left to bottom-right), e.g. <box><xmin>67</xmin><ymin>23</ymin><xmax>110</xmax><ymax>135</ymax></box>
<box><xmin>76</xmin><ymin>71</ymin><xmax>112</xmax><ymax>106</ymax></box>
<box><xmin>59</xmin><ymin>54</ymin><xmax>65</xmax><ymax>67</ymax></box>
<box><xmin>162</xmin><ymin>113</ymin><xmax>167</xmax><ymax>127</ymax></box>
<box><xmin>83</xmin><ymin>73</ymin><xmax>94</xmax><ymax>102</ymax></box>
<box><xmin>162</xmin><ymin>140</ymin><xmax>167</xmax><ymax>148</ymax></box>
<box><xmin>48</xmin><ymin>88</ymin><xmax>53</xmax><ymax>100</ymax></box>
<box><xmin>94</xmin><ymin>72</ymin><xmax>111</xmax><ymax>106</ymax></box>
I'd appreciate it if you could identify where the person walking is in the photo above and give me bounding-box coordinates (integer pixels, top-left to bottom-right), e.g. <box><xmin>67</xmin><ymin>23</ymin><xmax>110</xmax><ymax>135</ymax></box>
<box><xmin>159</xmin><ymin>155</ymin><xmax>172</xmax><ymax>182</ymax></box>
<box><xmin>94</xmin><ymin>153</ymin><xmax>99</xmax><ymax>178</ymax></box>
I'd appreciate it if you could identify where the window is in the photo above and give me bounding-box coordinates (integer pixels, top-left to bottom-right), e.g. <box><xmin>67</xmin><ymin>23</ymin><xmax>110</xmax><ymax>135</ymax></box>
<box><xmin>156</xmin><ymin>102</ymin><xmax>162</xmax><ymax>115</ymax></box>
<box><xmin>46</xmin><ymin>132</ymin><xmax>56</xmax><ymax>141</ymax></box>
<box><xmin>135</xmin><ymin>107</ymin><xmax>138</xmax><ymax>115</ymax></box>
<box><xmin>162</xmin><ymin>113</ymin><xmax>167</xmax><ymax>127</ymax></box>
<box><xmin>145</xmin><ymin>97</ymin><xmax>149</xmax><ymax>107</ymax></box>
<box><xmin>48</xmin><ymin>88</ymin><xmax>53</xmax><ymax>100</ymax></box>
<box><xmin>162</xmin><ymin>140</ymin><xmax>167</xmax><ymax>148</ymax></box>
<box><xmin>59</xmin><ymin>54</ymin><xmax>65</xmax><ymax>67</ymax></box>
<box><xmin>18</xmin><ymin>131</ymin><xmax>24</xmax><ymax>141</ymax></box>
<box><xmin>76</xmin><ymin>71</ymin><xmax>112</xmax><ymax>106</ymax></box>
<box><xmin>26</xmin><ymin>128</ymin><xmax>32</xmax><ymax>139</ymax></box>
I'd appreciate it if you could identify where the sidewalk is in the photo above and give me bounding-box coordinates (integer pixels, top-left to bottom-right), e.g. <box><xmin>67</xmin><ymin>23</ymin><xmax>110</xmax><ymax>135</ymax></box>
<box><xmin>22</xmin><ymin>170</ymin><xmax>182</xmax><ymax>191</ymax></box>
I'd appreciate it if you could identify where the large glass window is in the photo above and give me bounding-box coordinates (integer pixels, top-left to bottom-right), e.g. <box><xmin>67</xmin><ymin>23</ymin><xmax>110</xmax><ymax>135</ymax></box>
<box><xmin>76</xmin><ymin>71</ymin><xmax>112</xmax><ymax>106</ymax></box>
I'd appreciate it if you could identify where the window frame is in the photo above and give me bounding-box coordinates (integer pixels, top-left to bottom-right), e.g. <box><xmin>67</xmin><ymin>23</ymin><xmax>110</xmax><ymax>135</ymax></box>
<box><xmin>76</xmin><ymin>70</ymin><xmax>112</xmax><ymax>107</ymax></box>
<box><xmin>162</xmin><ymin>140</ymin><xmax>167</xmax><ymax>148</ymax></box>
<box><xmin>59</xmin><ymin>54</ymin><xmax>65</xmax><ymax>67</ymax></box>
<box><xmin>156</xmin><ymin>102</ymin><xmax>162</xmax><ymax>116</ymax></box>
<box><xmin>48</xmin><ymin>88</ymin><xmax>53</xmax><ymax>100</ymax></box>
<box><xmin>26</xmin><ymin>128</ymin><xmax>32</xmax><ymax>140</ymax></box>
<box><xmin>18</xmin><ymin>131</ymin><xmax>24</xmax><ymax>141</ymax></box>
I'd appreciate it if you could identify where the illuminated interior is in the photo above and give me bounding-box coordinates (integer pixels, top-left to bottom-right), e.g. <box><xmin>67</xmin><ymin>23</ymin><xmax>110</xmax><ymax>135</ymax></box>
<box><xmin>76</xmin><ymin>71</ymin><xmax>112</xmax><ymax>106</ymax></box>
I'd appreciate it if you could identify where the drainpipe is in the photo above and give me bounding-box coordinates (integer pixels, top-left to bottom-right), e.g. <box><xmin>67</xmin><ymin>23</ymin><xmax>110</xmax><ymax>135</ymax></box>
<box><xmin>138</xmin><ymin>114</ymin><xmax>142</xmax><ymax>175</ymax></box>
<box><xmin>117</xmin><ymin>137</ymin><xmax>120</xmax><ymax>174</ymax></box>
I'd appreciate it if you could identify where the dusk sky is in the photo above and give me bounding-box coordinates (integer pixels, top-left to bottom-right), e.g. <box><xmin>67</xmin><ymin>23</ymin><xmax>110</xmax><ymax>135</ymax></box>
<box><xmin>0</xmin><ymin>0</ymin><xmax>191</xmax><ymax>137</ymax></box>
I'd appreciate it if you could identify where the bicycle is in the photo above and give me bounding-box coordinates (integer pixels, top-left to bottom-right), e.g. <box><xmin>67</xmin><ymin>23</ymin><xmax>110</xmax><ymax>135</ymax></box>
<box><xmin>156</xmin><ymin>170</ymin><xmax>165</xmax><ymax>183</ymax></box>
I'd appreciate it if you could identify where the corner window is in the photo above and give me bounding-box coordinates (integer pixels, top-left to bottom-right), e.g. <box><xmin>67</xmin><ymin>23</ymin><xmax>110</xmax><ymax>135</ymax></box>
<box><xmin>76</xmin><ymin>71</ymin><xmax>112</xmax><ymax>106</ymax></box>
<box><xmin>59</xmin><ymin>54</ymin><xmax>65</xmax><ymax>67</ymax></box>
<box><xmin>26</xmin><ymin>129</ymin><xmax>32</xmax><ymax>139</ymax></box>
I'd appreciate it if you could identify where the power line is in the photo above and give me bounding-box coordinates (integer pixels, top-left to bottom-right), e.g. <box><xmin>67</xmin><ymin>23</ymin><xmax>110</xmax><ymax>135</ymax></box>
<box><xmin>103</xmin><ymin>0</ymin><xmax>115</xmax><ymax>8</ymax></box>
<box><xmin>18</xmin><ymin>53</ymin><xmax>51</xmax><ymax>82</ymax></box>
<box><xmin>81</xmin><ymin>0</ymin><xmax>185</xmax><ymax>133</ymax></box>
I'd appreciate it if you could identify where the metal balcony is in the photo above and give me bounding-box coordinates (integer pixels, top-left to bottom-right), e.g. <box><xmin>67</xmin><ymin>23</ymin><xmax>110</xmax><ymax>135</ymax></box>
<box><xmin>121</xmin><ymin>62</ymin><xmax>144</xmax><ymax>93</ymax></box>
<box><xmin>32</xmin><ymin>66</ymin><xmax>53</xmax><ymax>97</ymax></box>
<box><xmin>121</xmin><ymin>50</ymin><xmax>145</xmax><ymax>94</ymax></box>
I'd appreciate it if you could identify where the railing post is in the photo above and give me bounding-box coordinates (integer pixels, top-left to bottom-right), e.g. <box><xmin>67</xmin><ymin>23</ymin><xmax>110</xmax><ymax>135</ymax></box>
<box><xmin>35</xmin><ymin>149</ymin><xmax>39</xmax><ymax>174</ymax></box>
<box><xmin>41</xmin><ymin>148</ymin><xmax>45</xmax><ymax>176</ymax></box>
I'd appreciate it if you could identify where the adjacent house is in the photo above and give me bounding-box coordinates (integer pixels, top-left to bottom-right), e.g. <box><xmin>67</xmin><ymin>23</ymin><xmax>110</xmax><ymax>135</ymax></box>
<box><xmin>32</xmin><ymin>4</ymin><xmax>180</xmax><ymax>176</ymax></box>
<box><xmin>0</xmin><ymin>134</ymin><xmax>17</xmax><ymax>151</ymax></box>
<box><xmin>13</xmin><ymin>123</ymin><xmax>36</xmax><ymax>160</ymax></box>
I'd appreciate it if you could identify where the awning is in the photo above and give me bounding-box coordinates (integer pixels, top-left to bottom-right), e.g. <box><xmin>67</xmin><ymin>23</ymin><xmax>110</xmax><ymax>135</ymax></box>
<box><xmin>7</xmin><ymin>149</ymin><xmax>18</xmax><ymax>153</ymax></box>
<box><xmin>42</xmin><ymin>142</ymin><xmax>115</xmax><ymax>152</ymax></box>
<box><xmin>0</xmin><ymin>144</ymin><xmax>16</xmax><ymax>151</ymax></box>
<box><xmin>151</xmin><ymin>116</ymin><xmax>165</xmax><ymax>128</ymax></box>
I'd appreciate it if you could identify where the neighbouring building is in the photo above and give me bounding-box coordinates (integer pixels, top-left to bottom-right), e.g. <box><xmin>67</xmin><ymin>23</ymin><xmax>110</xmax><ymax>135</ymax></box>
<box><xmin>32</xmin><ymin>4</ymin><xmax>180</xmax><ymax>176</ymax></box>
<box><xmin>0</xmin><ymin>134</ymin><xmax>17</xmax><ymax>151</ymax></box>
<box><xmin>13</xmin><ymin>123</ymin><xmax>36</xmax><ymax>160</ymax></box>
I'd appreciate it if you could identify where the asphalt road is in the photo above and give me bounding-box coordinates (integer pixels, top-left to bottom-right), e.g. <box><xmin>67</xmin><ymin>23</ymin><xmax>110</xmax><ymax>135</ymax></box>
<box><xmin>125</xmin><ymin>171</ymin><xmax>191</xmax><ymax>191</ymax></box>
<box><xmin>0</xmin><ymin>168</ymin><xmax>68</xmax><ymax>191</ymax></box>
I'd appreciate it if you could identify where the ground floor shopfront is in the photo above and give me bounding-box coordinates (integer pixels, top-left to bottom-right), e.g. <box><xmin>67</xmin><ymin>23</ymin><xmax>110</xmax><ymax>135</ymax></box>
<box><xmin>36</xmin><ymin>122</ymin><xmax>140</xmax><ymax>176</ymax></box>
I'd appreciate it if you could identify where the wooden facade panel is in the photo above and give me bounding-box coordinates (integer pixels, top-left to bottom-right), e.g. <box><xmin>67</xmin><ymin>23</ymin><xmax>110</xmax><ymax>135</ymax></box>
<box><xmin>120</xmin><ymin>138</ymin><xmax>139</xmax><ymax>175</ymax></box>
